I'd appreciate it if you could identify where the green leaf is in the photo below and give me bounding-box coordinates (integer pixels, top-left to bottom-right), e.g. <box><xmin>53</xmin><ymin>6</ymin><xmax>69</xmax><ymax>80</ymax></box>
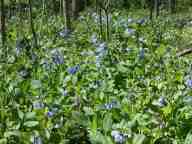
<box><xmin>83</xmin><ymin>107</ymin><xmax>94</xmax><ymax>115</ymax></box>
<box><xmin>18</xmin><ymin>110</ymin><xmax>24</xmax><ymax>120</ymax></box>
<box><xmin>103</xmin><ymin>113</ymin><xmax>112</xmax><ymax>133</ymax></box>
<box><xmin>23</xmin><ymin>121</ymin><xmax>39</xmax><ymax>127</ymax></box>
<box><xmin>25</xmin><ymin>112</ymin><xmax>36</xmax><ymax>120</ymax></box>
<box><xmin>184</xmin><ymin>131</ymin><xmax>192</xmax><ymax>144</ymax></box>
<box><xmin>31</xmin><ymin>80</ymin><xmax>42</xmax><ymax>89</ymax></box>
<box><xmin>4</xmin><ymin>131</ymin><xmax>20</xmax><ymax>138</ymax></box>
<box><xmin>0</xmin><ymin>138</ymin><xmax>7</xmax><ymax>144</ymax></box>
<box><xmin>133</xmin><ymin>134</ymin><xmax>146</xmax><ymax>144</ymax></box>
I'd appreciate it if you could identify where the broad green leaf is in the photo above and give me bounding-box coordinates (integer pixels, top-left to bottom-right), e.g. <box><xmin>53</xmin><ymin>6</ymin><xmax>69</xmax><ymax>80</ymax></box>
<box><xmin>0</xmin><ymin>138</ymin><xmax>7</xmax><ymax>144</ymax></box>
<box><xmin>133</xmin><ymin>134</ymin><xmax>146</xmax><ymax>144</ymax></box>
<box><xmin>25</xmin><ymin>112</ymin><xmax>36</xmax><ymax>120</ymax></box>
<box><xmin>23</xmin><ymin>121</ymin><xmax>39</xmax><ymax>127</ymax></box>
<box><xmin>184</xmin><ymin>131</ymin><xmax>192</xmax><ymax>144</ymax></box>
<box><xmin>31</xmin><ymin>80</ymin><xmax>42</xmax><ymax>89</ymax></box>
<box><xmin>103</xmin><ymin>113</ymin><xmax>112</xmax><ymax>133</ymax></box>
<box><xmin>18</xmin><ymin>110</ymin><xmax>24</xmax><ymax>120</ymax></box>
<box><xmin>4</xmin><ymin>131</ymin><xmax>20</xmax><ymax>138</ymax></box>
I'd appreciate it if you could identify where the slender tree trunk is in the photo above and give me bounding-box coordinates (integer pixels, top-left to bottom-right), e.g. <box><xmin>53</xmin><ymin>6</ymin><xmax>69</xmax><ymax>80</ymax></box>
<box><xmin>96</xmin><ymin>0</ymin><xmax>98</xmax><ymax>12</ymax></box>
<box><xmin>149</xmin><ymin>0</ymin><xmax>154</xmax><ymax>20</ymax></box>
<box><xmin>170</xmin><ymin>0</ymin><xmax>176</xmax><ymax>13</ymax></box>
<box><xmin>29</xmin><ymin>0</ymin><xmax>38</xmax><ymax>48</ymax></box>
<box><xmin>104</xmin><ymin>0</ymin><xmax>110</xmax><ymax>41</ymax></box>
<box><xmin>154</xmin><ymin>0</ymin><xmax>160</xmax><ymax>17</ymax></box>
<box><xmin>0</xmin><ymin>0</ymin><xmax>6</xmax><ymax>46</ymax></box>
<box><xmin>72</xmin><ymin>0</ymin><xmax>78</xmax><ymax>18</ymax></box>
<box><xmin>99</xmin><ymin>7</ymin><xmax>103</xmax><ymax>40</ymax></box>
<box><xmin>64</xmin><ymin>0</ymin><xmax>71</xmax><ymax>30</ymax></box>
<box><xmin>60</xmin><ymin>0</ymin><xmax>63</xmax><ymax>16</ymax></box>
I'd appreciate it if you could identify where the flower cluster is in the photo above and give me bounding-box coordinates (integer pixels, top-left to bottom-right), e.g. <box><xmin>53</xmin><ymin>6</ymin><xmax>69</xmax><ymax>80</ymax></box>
<box><xmin>32</xmin><ymin>136</ymin><xmax>43</xmax><ymax>144</ymax></box>
<box><xmin>152</xmin><ymin>97</ymin><xmax>167</xmax><ymax>108</ymax></box>
<box><xmin>139</xmin><ymin>48</ymin><xmax>145</xmax><ymax>59</ymax></box>
<box><xmin>111</xmin><ymin>130</ymin><xmax>125</xmax><ymax>143</ymax></box>
<box><xmin>33</xmin><ymin>101</ymin><xmax>45</xmax><ymax>110</ymax></box>
<box><xmin>46</xmin><ymin>107</ymin><xmax>59</xmax><ymax>118</ymax></box>
<box><xmin>95</xmin><ymin>42</ymin><xmax>108</xmax><ymax>68</ymax></box>
<box><xmin>40</xmin><ymin>58</ymin><xmax>51</xmax><ymax>70</ymax></box>
<box><xmin>51</xmin><ymin>49</ymin><xmax>64</xmax><ymax>65</ymax></box>
<box><xmin>124</xmin><ymin>28</ymin><xmax>136</xmax><ymax>38</ymax></box>
<box><xmin>104</xmin><ymin>101</ymin><xmax>118</xmax><ymax>110</ymax></box>
<box><xmin>18</xmin><ymin>68</ymin><xmax>30</xmax><ymax>79</ymax></box>
<box><xmin>67</xmin><ymin>64</ymin><xmax>80</xmax><ymax>75</ymax></box>
<box><xmin>186</xmin><ymin>79</ymin><xmax>192</xmax><ymax>88</ymax></box>
<box><xmin>58</xmin><ymin>28</ymin><xmax>71</xmax><ymax>38</ymax></box>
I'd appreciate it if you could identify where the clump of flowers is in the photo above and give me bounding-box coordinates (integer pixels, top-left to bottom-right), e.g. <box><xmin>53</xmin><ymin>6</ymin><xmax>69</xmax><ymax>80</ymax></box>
<box><xmin>18</xmin><ymin>67</ymin><xmax>30</xmax><ymax>79</ymax></box>
<box><xmin>58</xmin><ymin>28</ymin><xmax>71</xmax><ymax>38</ymax></box>
<box><xmin>111</xmin><ymin>130</ymin><xmax>125</xmax><ymax>143</ymax></box>
<box><xmin>33</xmin><ymin>101</ymin><xmax>45</xmax><ymax>110</ymax></box>
<box><xmin>139</xmin><ymin>48</ymin><xmax>145</xmax><ymax>59</ymax></box>
<box><xmin>186</xmin><ymin>79</ymin><xmax>192</xmax><ymax>88</ymax></box>
<box><xmin>67</xmin><ymin>64</ymin><xmax>80</xmax><ymax>75</ymax></box>
<box><xmin>95</xmin><ymin>42</ymin><xmax>108</xmax><ymax>68</ymax></box>
<box><xmin>47</xmin><ymin>111</ymin><xmax>54</xmax><ymax>118</ymax></box>
<box><xmin>104</xmin><ymin>101</ymin><xmax>118</xmax><ymax>110</ymax></box>
<box><xmin>51</xmin><ymin>49</ymin><xmax>64</xmax><ymax>65</ymax></box>
<box><xmin>124</xmin><ymin>28</ymin><xmax>135</xmax><ymax>37</ymax></box>
<box><xmin>152</xmin><ymin>97</ymin><xmax>167</xmax><ymax>108</ymax></box>
<box><xmin>32</xmin><ymin>135</ymin><xmax>43</xmax><ymax>144</ymax></box>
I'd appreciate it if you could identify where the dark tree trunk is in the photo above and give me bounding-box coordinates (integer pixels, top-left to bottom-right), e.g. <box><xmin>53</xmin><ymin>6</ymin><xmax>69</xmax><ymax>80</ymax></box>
<box><xmin>149</xmin><ymin>0</ymin><xmax>154</xmax><ymax>20</ymax></box>
<box><xmin>0</xmin><ymin>0</ymin><xmax>6</xmax><ymax>46</ymax></box>
<box><xmin>29</xmin><ymin>0</ymin><xmax>38</xmax><ymax>48</ymax></box>
<box><xmin>72</xmin><ymin>0</ymin><xmax>78</xmax><ymax>18</ymax></box>
<box><xmin>170</xmin><ymin>0</ymin><xmax>176</xmax><ymax>13</ymax></box>
<box><xmin>154</xmin><ymin>0</ymin><xmax>160</xmax><ymax>17</ymax></box>
<box><xmin>64</xmin><ymin>0</ymin><xmax>71</xmax><ymax>30</ymax></box>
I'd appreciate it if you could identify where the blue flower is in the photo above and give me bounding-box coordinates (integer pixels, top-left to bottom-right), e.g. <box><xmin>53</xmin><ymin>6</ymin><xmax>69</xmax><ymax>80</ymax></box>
<box><xmin>31</xmin><ymin>52</ymin><xmax>37</xmax><ymax>63</ymax></box>
<box><xmin>124</xmin><ymin>28</ymin><xmax>136</xmax><ymax>37</ymax></box>
<box><xmin>33</xmin><ymin>102</ymin><xmax>44</xmax><ymax>110</ymax></box>
<box><xmin>62</xmin><ymin>89</ymin><xmax>68</xmax><ymax>96</ymax></box>
<box><xmin>47</xmin><ymin>111</ymin><xmax>54</xmax><ymax>118</ymax></box>
<box><xmin>104</xmin><ymin>103</ymin><xmax>113</xmax><ymax>110</ymax></box>
<box><xmin>95</xmin><ymin>42</ymin><xmax>107</xmax><ymax>68</ymax></box>
<box><xmin>18</xmin><ymin>68</ymin><xmax>29</xmax><ymax>78</ymax></box>
<box><xmin>152</xmin><ymin>97</ymin><xmax>167</xmax><ymax>108</ymax></box>
<box><xmin>58</xmin><ymin>28</ymin><xmax>71</xmax><ymax>38</ymax></box>
<box><xmin>111</xmin><ymin>130</ymin><xmax>125</xmax><ymax>143</ymax></box>
<box><xmin>186</xmin><ymin>79</ymin><xmax>192</xmax><ymax>88</ymax></box>
<box><xmin>51</xmin><ymin>49</ymin><xmax>64</xmax><ymax>65</ymax></box>
<box><xmin>104</xmin><ymin>101</ymin><xmax>117</xmax><ymax>110</ymax></box>
<box><xmin>139</xmin><ymin>48</ymin><xmax>145</xmax><ymax>59</ymax></box>
<box><xmin>90</xmin><ymin>34</ymin><xmax>98</xmax><ymax>45</ymax></box>
<box><xmin>32</xmin><ymin>136</ymin><xmax>43</xmax><ymax>144</ymax></box>
<box><xmin>128</xmin><ymin>18</ymin><xmax>133</xmax><ymax>23</ymax></box>
<box><xmin>137</xmin><ymin>18</ymin><xmax>145</xmax><ymax>25</ymax></box>
<box><xmin>96</xmin><ymin>43</ymin><xmax>107</xmax><ymax>54</ymax></box>
<box><xmin>158</xmin><ymin>97</ymin><xmax>167</xmax><ymax>107</ymax></box>
<box><xmin>67</xmin><ymin>65</ymin><xmax>80</xmax><ymax>75</ymax></box>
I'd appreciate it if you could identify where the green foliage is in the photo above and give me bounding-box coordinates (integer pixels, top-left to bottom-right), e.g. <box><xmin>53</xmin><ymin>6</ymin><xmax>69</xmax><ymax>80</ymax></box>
<box><xmin>1</xmin><ymin>2</ymin><xmax>192</xmax><ymax>144</ymax></box>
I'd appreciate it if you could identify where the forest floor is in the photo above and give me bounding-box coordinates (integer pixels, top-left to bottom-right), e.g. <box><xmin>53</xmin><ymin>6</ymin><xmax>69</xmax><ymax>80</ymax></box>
<box><xmin>1</xmin><ymin>7</ymin><xmax>192</xmax><ymax>144</ymax></box>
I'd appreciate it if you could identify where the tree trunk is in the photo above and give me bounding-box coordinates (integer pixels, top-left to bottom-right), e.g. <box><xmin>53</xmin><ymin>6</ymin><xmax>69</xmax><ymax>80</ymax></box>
<box><xmin>170</xmin><ymin>0</ymin><xmax>176</xmax><ymax>13</ymax></box>
<box><xmin>64</xmin><ymin>0</ymin><xmax>71</xmax><ymax>30</ymax></box>
<box><xmin>29</xmin><ymin>0</ymin><xmax>38</xmax><ymax>48</ymax></box>
<box><xmin>149</xmin><ymin>0</ymin><xmax>154</xmax><ymax>20</ymax></box>
<box><xmin>0</xmin><ymin>0</ymin><xmax>6</xmax><ymax>46</ymax></box>
<box><xmin>154</xmin><ymin>0</ymin><xmax>160</xmax><ymax>17</ymax></box>
<box><xmin>72</xmin><ymin>0</ymin><xmax>78</xmax><ymax>18</ymax></box>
